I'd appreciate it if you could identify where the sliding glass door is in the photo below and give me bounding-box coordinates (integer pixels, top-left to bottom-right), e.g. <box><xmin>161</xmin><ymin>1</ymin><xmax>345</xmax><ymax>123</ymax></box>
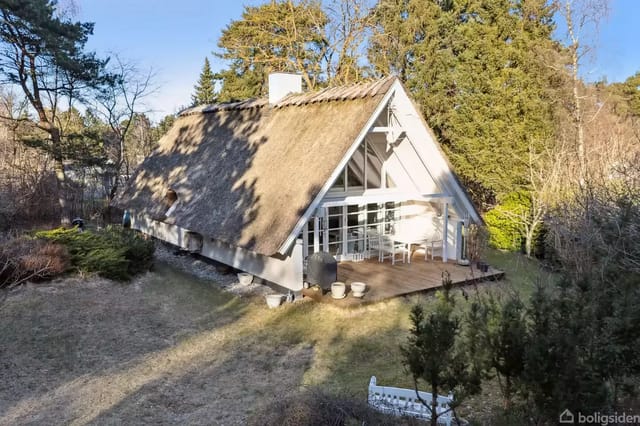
<box><xmin>303</xmin><ymin>203</ymin><xmax>401</xmax><ymax>261</ymax></box>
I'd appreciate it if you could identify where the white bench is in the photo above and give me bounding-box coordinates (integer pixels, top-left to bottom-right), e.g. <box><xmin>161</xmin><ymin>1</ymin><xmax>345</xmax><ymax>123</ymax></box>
<box><xmin>367</xmin><ymin>376</ymin><xmax>454</xmax><ymax>425</ymax></box>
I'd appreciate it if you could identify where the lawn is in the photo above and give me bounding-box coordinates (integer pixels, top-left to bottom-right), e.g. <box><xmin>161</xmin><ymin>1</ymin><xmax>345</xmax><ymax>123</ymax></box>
<box><xmin>0</xmin><ymin>254</ymin><xmax>540</xmax><ymax>425</ymax></box>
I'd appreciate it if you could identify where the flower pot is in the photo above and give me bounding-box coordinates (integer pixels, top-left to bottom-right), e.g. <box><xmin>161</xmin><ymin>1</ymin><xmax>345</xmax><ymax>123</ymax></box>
<box><xmin>475</xmin><ymin>261</ymin><xmax>489</xmax><ymax>273</ymax></box>
<box><xmin>265</xmin><ymin>294</ymin><xmax>283</xmax><ymax>308</ymax></box>
<box><xmin>350</xmin><ymin>282</ymin><xmax>366</xmax><ymax>298</ymax></box>
<box><xmin>237</xmin><ymin>272</ymin><xmax>253</xmax><ymax>285</ymax></box>
<box><xmin>331</xmin><ymin>281</ymin><xmax>346</xmax><ymax>299</ymax></box>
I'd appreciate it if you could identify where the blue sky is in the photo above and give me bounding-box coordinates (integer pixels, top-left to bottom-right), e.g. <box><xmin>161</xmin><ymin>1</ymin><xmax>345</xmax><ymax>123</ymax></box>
<box><xmin>78</xmin><ymin>0</ymin><xmax>640</xmax><ymax>122</ymax></box>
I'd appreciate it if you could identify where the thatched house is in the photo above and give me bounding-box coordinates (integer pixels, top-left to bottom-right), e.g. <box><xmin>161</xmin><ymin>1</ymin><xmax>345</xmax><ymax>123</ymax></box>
<box><xmin>114</xmin><ymin>73</ymin><xmax>481</xmax><ymax>292</ymax></box>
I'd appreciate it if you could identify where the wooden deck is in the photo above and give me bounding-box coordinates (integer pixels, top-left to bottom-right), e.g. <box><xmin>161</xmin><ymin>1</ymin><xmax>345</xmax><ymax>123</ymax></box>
<box><xmin>302</xmin><ymin>253</ymin><xmax>504</xmax><ymax>307</ymax></box>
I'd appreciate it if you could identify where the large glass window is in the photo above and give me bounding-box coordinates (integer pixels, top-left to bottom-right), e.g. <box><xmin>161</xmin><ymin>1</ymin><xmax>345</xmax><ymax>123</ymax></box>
<box><xmin>329</xmin><ymin>139</ymin><xmax>389</xmax><ymax>192</ymax></box>
<box><xmin>327</xmin><ymin>206</ymin><xmax>343</xmax><ymax>256</ymax></box>
<box><xmin>366</xmin><ymin>143</ymin><xmax>382</xmax><ymax>189</ymax></box>
<box><xmin>304</xmin><ymin>202</ymin><xmax>403</xmax><ymax>260</ymax></box>
<box><xmin>346</xmin><ymin>204</ymin><xmax>365</xmax><ymax>255</ymax></box>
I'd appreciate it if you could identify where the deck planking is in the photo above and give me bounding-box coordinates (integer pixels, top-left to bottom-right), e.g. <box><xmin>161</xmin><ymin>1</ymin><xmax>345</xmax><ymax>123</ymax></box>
<box><xmin>302</xmin><ymin>253</ymin><xmax>504</xmax><ymax>307</ymax></box>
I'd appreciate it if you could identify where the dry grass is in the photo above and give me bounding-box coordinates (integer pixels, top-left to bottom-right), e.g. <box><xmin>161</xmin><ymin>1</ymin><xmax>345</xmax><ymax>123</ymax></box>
<box><xmin>0</xmin><ymin>238</ymin><xmax>69</xmax><ymax>288</ymax></box>
<box><xmin>247</xmin><ymin>386</ymin><xmax>421</xmax><ymax>425</ymax></box>
<box><xmin>0</xmin><ymin>260</ymin><xmax>531</xmax><ymax>424</ymax></box>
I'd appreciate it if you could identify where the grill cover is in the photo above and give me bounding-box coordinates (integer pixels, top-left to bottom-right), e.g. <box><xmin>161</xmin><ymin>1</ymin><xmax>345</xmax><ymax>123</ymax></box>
<box><xmin>306</xmin><ymin>252</ymin><xmax>337</xmax><ymax>290</ymax></box>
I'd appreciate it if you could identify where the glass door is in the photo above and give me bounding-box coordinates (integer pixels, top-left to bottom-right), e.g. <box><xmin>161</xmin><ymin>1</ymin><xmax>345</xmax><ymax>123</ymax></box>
<box><xmin>326</xmin><ymin>206</ymin><xmax>344</xmax><ymax>257</ymax></box>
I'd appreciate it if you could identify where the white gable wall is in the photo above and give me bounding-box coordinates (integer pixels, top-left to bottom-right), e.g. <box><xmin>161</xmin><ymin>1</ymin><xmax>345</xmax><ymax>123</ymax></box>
<box><xmin>388</xmin><ymin>85</ymin><xmax>481</xmax><ymax>223</ymax></box>
<box><xmin>307</xmin><ymin>82</ymin><xmax>479</xmax><ymax>262</ymax></box>
<box><xmin>387</xmin><ymin>136</ymin><xmax>441</xmax><ymax>194</ymax></box>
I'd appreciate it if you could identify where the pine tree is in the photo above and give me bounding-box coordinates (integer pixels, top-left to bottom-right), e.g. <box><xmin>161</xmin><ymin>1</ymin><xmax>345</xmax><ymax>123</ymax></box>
<box><xmin>215</xmin><ymin>0</ymin><xmax>328</xmax><ymax>102</ymax></box>
<box><xmin>401</xmin><ymin>273</ymin><xmax>481</xmax><ymax>426</ymax></box>
<box><xmin>369</xmin><ymin>0</ymin><xmax>559</xmax><ymax>207</ymax></box>
<box><xmin>191</xmin><ymin>57</ymin><xmax>217</xmax><ymax>106</ymax></box>
<box><xmin>0</xmin><ymin>0</ymin><xmax>109</xmax><ymax>223</ymax></box>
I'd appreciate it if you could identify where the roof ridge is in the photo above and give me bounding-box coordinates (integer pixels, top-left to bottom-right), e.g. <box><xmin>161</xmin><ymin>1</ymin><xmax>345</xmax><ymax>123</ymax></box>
<box><xmin>179</xmin><ymin>75</ymin><xmax>397</xmax><ymax>116</ymax></box>
<box><xmin>275</xmin><ymin>75</ymin><xmax>396</xmax><ymax>108</ymax></box>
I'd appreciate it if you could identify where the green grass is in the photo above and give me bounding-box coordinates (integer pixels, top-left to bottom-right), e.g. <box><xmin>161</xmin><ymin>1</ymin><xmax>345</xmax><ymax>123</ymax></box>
<box><xmin>250</xmin><ymin>247</ymin><xmax>549</xmax><ymax>421</ymax></box>
<box><xmin>484</xmin><ymin>247</ymin><xmax>553</xmax><ymax>299</ymax></box>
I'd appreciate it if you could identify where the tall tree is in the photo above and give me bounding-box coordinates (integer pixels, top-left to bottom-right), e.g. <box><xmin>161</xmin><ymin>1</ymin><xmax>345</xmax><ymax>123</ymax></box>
<box><xmin>0</xmin><ymin>0</ymin><xmax>108</xmax><ymax>223</ymax></box>
<box><xmin>369</xmin><ymin>0</ymin><xmax>562</xmax><ymax>256</ymax></box>
<box><xmin>123</xmin><ymin>113</ymin><xmax>154</xmax><ymax>169</ymax></box>
<box><xmin>323</xmin><ymin>0</ymin><xmax>375</xmax><ymax>85</ymax></box>
<box><xmin>91</xmin><ymin>55</ymin><xmax>154</xmax><ymax>199</ymax></box>
<box><xmin>369</xmin><ymin>0</ymin><xmax>558</xmax><ymax>207</ymax></box>
<box><xmin>152</xmin><ymin>113</ymin><xmax>176</xmax><ymax>142</ymax></box>
<box><xmin>402</xmin><ymin>273</ymin><xmax>481</xmax><ymax>426</ymax></box>
<box><xmin>215</xmin><ymin>0</ymin><xmax>329</xmax><ymax>101</ymax></box>
<box><xmin>191</xmin><ymin>57</ymin><xmax>216</xmax><ymax>106</ymax></box>
<box><xmin>555</xmin><ymin>0</ymin><xmax>610</xmax><ymax>185</ymax></box>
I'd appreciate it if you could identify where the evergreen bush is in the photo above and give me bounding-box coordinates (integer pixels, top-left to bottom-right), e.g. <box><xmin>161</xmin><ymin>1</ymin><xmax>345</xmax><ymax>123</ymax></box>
<box><xmin>484</xmin><ymin>194</ymin><xmax>527</xmax><ymax>251</ymax></box>
<box><xmin>36</xmin><ymin>226</ymin><xmax>154</xmax><ymax>281</ymax></box>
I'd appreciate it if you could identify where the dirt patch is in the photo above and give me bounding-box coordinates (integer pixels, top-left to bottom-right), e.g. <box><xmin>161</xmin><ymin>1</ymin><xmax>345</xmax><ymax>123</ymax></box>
<box><xmin>0</xmin><ymin>264</ymin><xmax>312</xmax><ymax>425</ymax></box>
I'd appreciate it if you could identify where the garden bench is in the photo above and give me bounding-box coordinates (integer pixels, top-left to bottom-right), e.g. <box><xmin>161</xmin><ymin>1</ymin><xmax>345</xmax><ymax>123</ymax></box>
<box><xmin>367</xmin><ymin>376</ymin><xmax>454</xmax><ymax>425</ymax></box>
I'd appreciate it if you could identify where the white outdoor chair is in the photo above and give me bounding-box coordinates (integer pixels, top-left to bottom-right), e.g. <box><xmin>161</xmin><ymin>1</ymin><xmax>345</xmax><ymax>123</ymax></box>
<box><xmin>418</xmin><ymin>239</ymin><xmax>443</xmax><ymax>260</ymax></box>
<box><xmin>366</xmin><ymin>228</ymin><xmax>381</xmax><ymax>260</ymax></box>
<box><xmin>379</xmin><ymin>234</ymin><xmax>409</xmax><ymax>265</ymax></box>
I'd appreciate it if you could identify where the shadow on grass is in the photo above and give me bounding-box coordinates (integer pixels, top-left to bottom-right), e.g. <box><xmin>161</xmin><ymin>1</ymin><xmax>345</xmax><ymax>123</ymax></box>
<box><xmin>0</xmin><ymin>263</ymin><xmax>251</xmax><ymax>424</ymax></box>
<box><xmin>2</xmin><ymin>265</ymin><xmax>492</xmax><ymax>424</ymax></box>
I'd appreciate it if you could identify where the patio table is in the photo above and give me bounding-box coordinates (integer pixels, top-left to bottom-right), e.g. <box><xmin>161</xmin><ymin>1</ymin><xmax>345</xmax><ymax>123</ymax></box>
<box><xmin>389</xmin><ymin>234</ymin><xmax>429</xmax><ymax>264</ymax></box>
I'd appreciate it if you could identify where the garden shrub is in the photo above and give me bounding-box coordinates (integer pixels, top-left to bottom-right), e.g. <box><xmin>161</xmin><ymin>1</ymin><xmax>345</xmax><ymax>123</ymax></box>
<box><xmin>484</xmin><ymin>199</ymin><xmax>524</xmax><ymax>251</ymax></box>
<box><xmin>484</xmin><ymin>191</ymin><xmax>542</xmax><ymax>253</ymax></box>
<box><xmin>36</xmin><ymin>226</ymin><xmax>154</xmax><ymax>281</ymax></box>
<box><xmin>78</xmin><ymin>246</ymin><xmax>131</xmax><ymax>281</ymax></box>
<box><xmin>100</xmin><ymin>226</ymin><xmax>155</xmax><ymax>276</ymax></box>
<box><xmin>0</xmin><ymin>237</ymin><xmax>69</xmax><ymax>288</ymax></box>
<box><xmin>247</xmin><ymin>387</ymin><xmax>417</xmax><ymax>426</ymax></box>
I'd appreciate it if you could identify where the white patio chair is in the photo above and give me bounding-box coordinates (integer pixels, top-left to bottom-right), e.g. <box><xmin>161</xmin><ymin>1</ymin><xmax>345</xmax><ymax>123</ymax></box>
<box><xmin>379</xmin><ymin>234</ymin><xmax>409</xmax><ymax>265</ymax></box>
<box><xmin>418</xmin><ymin>239</ymin><xmax>443</xmax><ymax>260</ymax></box>
<box><xmin>366</xmin><ymin>228</ymin><xmax>381</xmax><ymax>260</ymax></box>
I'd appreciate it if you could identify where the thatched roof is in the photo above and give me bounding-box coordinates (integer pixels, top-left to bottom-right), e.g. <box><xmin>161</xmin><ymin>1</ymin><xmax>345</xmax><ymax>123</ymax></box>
<box><xmin>114</xmin><ymin>76</ymin><xmax>396</xmax><ymax>255</ymax></box>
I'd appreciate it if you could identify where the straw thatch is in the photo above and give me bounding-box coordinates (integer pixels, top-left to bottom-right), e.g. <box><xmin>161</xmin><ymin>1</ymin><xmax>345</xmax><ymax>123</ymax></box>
<box><xmin>114</xmin><ymin>77</ymin><xmax>396</xmax><ymax>255</ymax></box>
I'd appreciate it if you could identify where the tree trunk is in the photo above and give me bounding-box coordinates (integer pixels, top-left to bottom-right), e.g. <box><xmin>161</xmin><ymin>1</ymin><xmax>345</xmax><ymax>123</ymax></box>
<box><xmin>503</xmin><ymin>376</ymin><xmax>512</xmax><ymax>410</ymax></box>
<box><xmin>565</xmin><ymin>0</ymin><xmax>586</xmax><ymax>185</ymax></box>
<box><xmin>431</xmin><ymin>385</ymin><xmax>438</xmax><ymax>426</ymax></box>
<box><xmin>50</xmin><ymin>127</ymin><xmax>71</xmax><ymax>224</ymax></box>
<box><xmin>525</xmin><ymin>227</ymin><xmax>533</xmax><ymax>258</ymax></box>
<box><xmin>573</xmin><ymin>48</ymin><xmax>585</xmax><ymax>185</ymax></box>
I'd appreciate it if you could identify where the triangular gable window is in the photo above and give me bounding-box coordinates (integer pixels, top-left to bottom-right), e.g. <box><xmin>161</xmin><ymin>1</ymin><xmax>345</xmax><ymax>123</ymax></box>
<box><xmin>330</xmin><ymin>138</ymin><xmax>395</xmax><ymax>192</ymax></box>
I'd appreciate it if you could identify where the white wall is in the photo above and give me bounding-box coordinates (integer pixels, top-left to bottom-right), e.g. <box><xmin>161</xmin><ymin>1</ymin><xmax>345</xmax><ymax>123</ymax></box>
<box><xmin>132</xmin><ymin>214</ymin><xmax>304</xmax><ymax>291</ymax></box>
<box><xmin>389</xmin><ymin>85</ymin><xmax>481</xmax><ymax>224</ymax></box>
